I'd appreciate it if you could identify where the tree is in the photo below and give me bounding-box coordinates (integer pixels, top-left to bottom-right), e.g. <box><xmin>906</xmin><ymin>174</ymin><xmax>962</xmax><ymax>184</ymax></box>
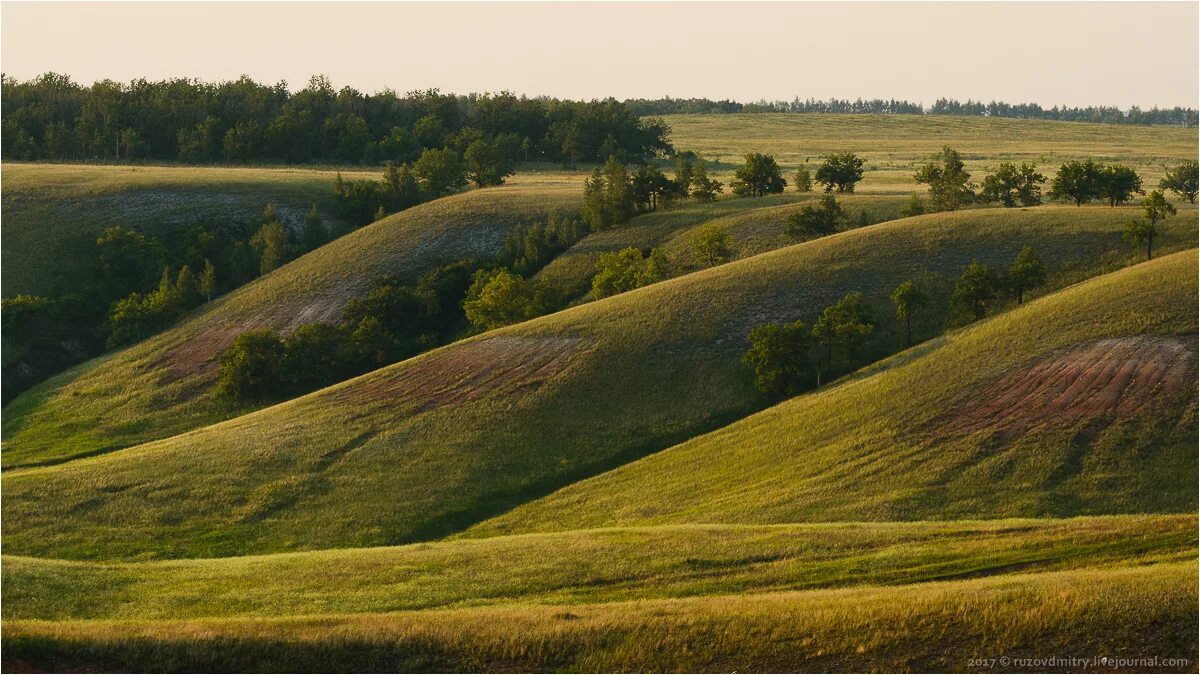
<box><xmin>1006</xmin><ymin>246</ymin><xmax>1046</xmax><ymax>304</ymax></box>
<box><xmin>785</xmin><ymin>195</ymin><xmax>846</xmax><ymax>240</ymax></box>
<box><xmin>216</xmin><ymin>329</ymin><xmax>287</xmax><ymax>402</ymax></box>
<box><xmin>815</xmin><ymin>153</ymin><xmax>865</xmax><ymax>193</ymax></box>
<box><xmin>1096</xmin><ymin>164</ymin><xmax>1143</xmax><ymax>206</ymax></box>
<box><xmin>301</xmin><ymin>204</ymin><xmax>328</xmax><ymax>251</ymax></box>
<box><xmin>199</xmin><ymin>259</ymin><xmax>217</xmax><ymax>302</ymax></box>
<box><xmin>175</xmin><ymin>265</ymin><xmax>201</xmax><ymax>306</ymax></box>
<box><xmin>252</xmin><ymin>220</ymin><xmax>288</xmax><ymax>275</ymax></box>
<box><xmin>913</xmin><ymin>146</ymin><xmax>974</xmax><ymax>211</ymax></box>
<box><xmin>690</xmin><ymin>224</ymin><xmax>733</xmax><ymax>267</ymax></box>
<box><xmin>463</xmin><ymin>268</ymin><xmax>539</xmax><ymax>330</ymax></box>
<box><xmin>731</xmin><ymin>153</ymin><xmax>787</xmax><ymax>197</ymax></box>
<box><xmin>1125</xmin><ymin>190</ymin><xmax>1177</xmax><ymax>260</ymax></box>
<box><xmin>742</xmin><ymin>320</ymin><xmax>814</xmax><ymax>397</ymax></box>
<box><xmin>96</xmin><ymin>225</ymin><xmax>163</xmax><ymax>298</ymax></box>
<box><xmin>673</xmin><ymin>154</ymin><xmax>695</xmax><ymax>198</ymax></box>
<box><xmin>582</xmin><ymin>157</ymin><xmax>635</xmax><ymax>231</ymax></box>
<box><xmin>794</xmin><ymin>166</ymin><xmax>813</xmax><ymax>192</ymax></box>
<box><xmin>382</xmin><ymin>162</ymin><xmax>421</xmax><ymax>211</ymax></box>
<box><xmin>1048</xmin><ymin>160</ymin><xmax>1101</xmax><ymax>206</ymax></box>
<box><xmin>811</xmin><ymin>291</ymin><xmax>874</xmax><ymax>385</ymax></box>
<box><xmin>690</xmin><ymin>157</ymin><xmax>724</xmax><ymax>202</ymax></box>
<box><xmin>412</xmin><ymin>147</ymin><xmax>467</xmax><ymax>197</ymax></box>
<box><xmin>979</xmin><ymin>162</ymin><xmax>1045</xmax><ymax>207</ymax></box>
<box><xmin>591</xmin><ymin>247</ymin><xmax>668</xmax><ymax>298</ymax></box>
<box><xmin>1159</xmin><ymin>160</ymin><xmax>1198</xmax><ymax>203</ymax></box>
<box><xmin>464</xmin><ymin>137</ymin><xmax>515</xmax><ymax>187</ymax></box>
<box><xmin>631</xmin><ymin>164</ymin><xmax>674</xmax><ymax>211</ymax></box>
<box><xmin>899</xmin><ymin>194</ymin><xmax>925</xmax><ymax>218</ymax></box>
<box><xmin>890</xmin><ymin>280</ymin><xmax>927</xmax><ymax>345</ymax></box>
<box><xmin>951</xmin><ymin>260</ymin><xmax>1001</xmax><ymax>321</ymax></box>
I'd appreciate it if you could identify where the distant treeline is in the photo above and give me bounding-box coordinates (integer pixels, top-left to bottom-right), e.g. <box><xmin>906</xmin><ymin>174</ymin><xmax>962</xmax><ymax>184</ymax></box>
<box><xmin>1</xmin><ymin>73</ymin><xmax>673</xmax><ymax>164</ymax></box>
<box><xmin>624</xmin><ymin>96</ymin><xmax>1198</xmax><ymax>127</ymax></box>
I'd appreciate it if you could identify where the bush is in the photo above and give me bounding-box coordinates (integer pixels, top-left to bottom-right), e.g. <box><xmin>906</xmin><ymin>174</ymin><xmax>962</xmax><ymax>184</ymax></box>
<box><xmin>591</xmin><ymin>247</ymin><xmax>669</xmax><ymax>298</ymax></box>
<box><xmin>742</xmin><ymin>320</ymin><xmax>813</xmax><ymax>397</ymax></box>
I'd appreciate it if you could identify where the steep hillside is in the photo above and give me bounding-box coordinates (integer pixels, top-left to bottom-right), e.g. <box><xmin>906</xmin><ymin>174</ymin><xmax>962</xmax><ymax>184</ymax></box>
<box><xmin>472</xmin><ymin>251</ymin><xmax>1199</xmax><ymax>536</ymax></box>
<box><xmin>1</xmin><ymin>163</ymin><xmax>375</xmax><ymax>297</ymax></box>
<box><xmin>4</xmin><ymin>206</ymin><xmax>1192</xmax><ymax>559</ymax></box>
<box><xmin>2</xmin><ymin>182</ymin><xmax>582</xmax><ymax>467</ymax></box>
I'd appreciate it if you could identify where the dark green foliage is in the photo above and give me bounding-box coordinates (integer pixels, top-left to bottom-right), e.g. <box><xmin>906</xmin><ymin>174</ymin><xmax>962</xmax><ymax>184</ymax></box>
<box><xmin>689</xmin><ymin>158</ymin><xmax>724</xmax><ymax>202</ymax></box>
<box><xmin>1</xmin><ymin>74</ymin><xmax>672</xmax><ymax>164</ymax></box>
<box><xmin>216</xmin><ymin>330</ymin><xmax>288</xmax><ymax>402</ymax></box>
<box><xmin>251</xmin><ymin>221</ymin><xmax>289</xmax><ymax>275</ymax></box>
<box><xmin>978</xmin><ymin>162</ymin><xmax>1045</xmax><ymax>207</ymax></box>
<box><xmin>890</xmin><ymin>280</ymin><xmax>928</xmax><ymax>345</ymax></box>
<box><xmin>301</xmin><ymin>205</ymin><xmax>328</xmax><ymax>252</ymax></box>
<box><xmin>1096</xmin><ymin>164</ymin><xmax>1143</xmax><ymax>206</ymax></box>
<box><xmin>413</xmin><ymin>148</ymin><xmax>467</xmax><ymax>198</ymax></box>
<box><xmin>794</xmin><ymin>166</ymin><xmax>813</xmax><ymax>192</ymax></box>
<box><xmin>1</xmin><ymin>295</ymin><xmax>102</xmax><ymax>404</ymax></box>
<box><xmin>463</xmin><ymin>268</ymin><xmax>542</xmax><ymax>330</ymax></box>
<box><xmin>582</xmin><ymin>157</ymin><xmax>636</xmax><ymax>231</ymax></box>
<box><xmin>1125</xmin><ymin>191</ymin><xmax>1178</xmax><ymax>260</ymax></box>
<box><xmin>815</xmin><ymin>153</ymin><xmax>865</xmax><ymax>193</ymax></box>
<box><xmin>464</xmin><ymin>137</ymin><xmax>516</xmax><ymax>188</ymax></box>
<box><xmin>1007</xmin><ymin>247</ymin><xmax>1046</xmax><ymax>304</ymax></box>
<box><xmin>811</xmin><ymin>292</ymin><xmax>875</xmax><ymax>384</ymax></box>
<box><xmin>1048</xmin><ymin>160</ymin><xmax>1102</xmax><ymax>206</ymax></box>
<box><xmin>1159</xmin><ymin>160</ymin><xmax>1198</xmax><ymax>203</ymax></box>
<box><xmin>95</xmin><ymin>226</ymin><xmax>164</xmax><ymax>299</ymax></box>
<box><xmin>951</xmin><ymin>260</ymin><xmax>1001</xmax><ymax>321</ymax></box>
<box><xmin>591</xmin><ymin>247</ymin><xmax>669</xmax><ymax>298</ymax></box>
<box><xmin>689</xmin><ymin>225</ymin><xmax>733</xmax><ymax>267</ymax></box>
<box><xmin>742</xmin><ymin>320</ymin><xmax>814</xmax><ymax>397</ymax></box>
<box><xmin>731</xmin><ymin>153</ymin><xmax>787</xmax><ymax>197</ymax></box>
<box><xmin>382</xmin><ymin>162</ymin><xmax>422</xmax><ymax>212</ymax></box>
<box><xmin>899</xmin><ymin>194</ymin><xmax>926</xmax><ymax>218</ymax></box>
<box><xmin>332</xmin><ymin>173</ymin><xmax>386</xmax><ymax>227</ymax></box>
<box><xmin>914</xmin><ymin>146</ymin><xmax>974</xmax><ymax>211</ymax></box>
<box><xmin>502</xmin><ymin>213</ymin><xmax>586</xmax><ymax>276</ymax></box>
<box><xmin>631</xmin><ymin>164</ymin><xmax>686</xmax><ymax>212</ymax></box>
<box><xmin>785</xmin><ymin>196</ymin><xmax>846</xmax><ymax>240</ymax></box>
<box><xmin>673</xmin><ymin>153</ymin><xmax>695</xmax><ymax>198</ymax></box>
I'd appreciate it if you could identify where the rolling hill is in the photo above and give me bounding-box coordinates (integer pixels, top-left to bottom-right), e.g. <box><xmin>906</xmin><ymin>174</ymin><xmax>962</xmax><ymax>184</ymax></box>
<box><xmin>2</xmin><ymin>180</ymin><xmax>582</xmax><ymax>467</ymax></box>
<box><xmin>471</xmin><ymin>250</ymin><xmax>1199</xmax><ymax>537</ymax></box>
<box><xmin>4</xmin><ymin>206</ymin><xmax>1192</xmax><ymax>560</ymax></box>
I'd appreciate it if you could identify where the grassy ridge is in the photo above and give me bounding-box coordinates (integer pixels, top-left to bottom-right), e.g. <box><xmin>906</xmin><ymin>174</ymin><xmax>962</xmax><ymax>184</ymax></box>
<box><xmin>4</xmin><ymin>562</ymin><xmax>1195</xmax><ymax>672</ymax></box>
<box><xmin>472</xmin><ymin>251</ymin><xmax>1199</xmax><ymax>537</ymax></box>
<box><xmin>4</xmin><ymin>516</ymin><xmax>1191</xmax><ymax>621</ymax></box>
<box><xmin>3</xmin><ymin>206</ymin><xmax>1192</xmax><ymax>560</ymax></box>
<box><xmin>2</xmin><ymin>181</ymin><xmax>582</xmax><ymax>468</ymax></box>
<box><xmin>665</xmin><ymin>113</ymin><xmax>1199</xmax><ymax>192</ymax></box>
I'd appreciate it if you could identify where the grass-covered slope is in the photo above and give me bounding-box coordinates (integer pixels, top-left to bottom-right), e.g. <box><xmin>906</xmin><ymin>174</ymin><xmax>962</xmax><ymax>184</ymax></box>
<box><xmin>473</xmin><ymin>251</ymin><xmax>1199</xmax><ymax>537</ymax></box>
<box><xmin>5</xmin><ymin>562</ymin><xmax>1195</xmax><ymax>673</ymax></box>
<box><xmin>1</xmin><ymin>163</ymin><xmax>376</xmax><ymax>297</ymax></box>
<box><xmin>2</xmin><ymin>182</ymin><xmax>582</xmax><ymax>468</ymax></box>
<box><xmin>666</xmin><ymin>113</ymin><xmax>1199</xmax><ymax>191</ymax></box>
<box><xmin>4</xmin><ymin>206</ymin><xmax>1191</xmax><ymax>560</ymax></box>
<box><xmin>3</xmin><ymin>516</ymin><xmax>1191</xmax><ymax>621</ymax></box>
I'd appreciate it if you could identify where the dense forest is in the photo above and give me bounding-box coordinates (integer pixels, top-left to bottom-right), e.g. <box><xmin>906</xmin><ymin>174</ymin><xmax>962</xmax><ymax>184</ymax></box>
<box><xmin>0</xmin><ymin>74</ymin><xmax>673</xmax><ymax>164</ymax></box>
<box><xmin>625</xmin><ymin>96</ymin><xmax>1198</xmax><ymax>126</ymax></box>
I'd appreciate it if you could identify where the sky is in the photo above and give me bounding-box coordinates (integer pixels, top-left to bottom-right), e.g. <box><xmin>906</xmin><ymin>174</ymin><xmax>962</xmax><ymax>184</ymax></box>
<box><xmin>2</xmin><ymin>2</ymin><xmax>1197</xmax><ymax>108</ymax></box>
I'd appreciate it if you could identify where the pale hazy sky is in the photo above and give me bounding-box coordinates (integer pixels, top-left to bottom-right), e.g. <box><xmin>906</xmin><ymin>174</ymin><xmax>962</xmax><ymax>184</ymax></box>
<box><xmin>2</xmin><ymin>2</ymin><xmax>1197</xmax><ymax>108</ymax></box>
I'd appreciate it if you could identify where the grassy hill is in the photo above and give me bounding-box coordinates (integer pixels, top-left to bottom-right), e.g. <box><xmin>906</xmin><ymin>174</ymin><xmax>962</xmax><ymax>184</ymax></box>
<box><xmin>4</xmin><ymin>206</ymin><xmax>1192</xmax><ymax>560</ymax></box>
<box><xmin>4</xmin><ymin>561</ymin><xmax>1195</xmax><ymax>672</ymax></box>
<box><xmin>1</xmin><ymin>163</ymin><xmax>380</xmax><ymax>298</ymax></box>
<box><xmin>2</xmin><ymin>181</ymin><xmax>582</xmax><ymax>467</ymax></box>
<box><xmin>472</xmin><ymin>250</ymin><xmax>1198</xmax><ymax>537</ymax></box>
<box><xmin>664</xmin><ymin>113</ymin><xmax>1199</xmax><ymax>192</ymax></box>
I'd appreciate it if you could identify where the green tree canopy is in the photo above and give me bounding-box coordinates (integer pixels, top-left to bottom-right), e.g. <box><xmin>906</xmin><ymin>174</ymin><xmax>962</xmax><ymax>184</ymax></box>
<box><xmin>890</xmin><ymin>280</ymin><xmax>928</xmax><ymax>345</ymax></box>
<box><xmin>951</xmin><ymin>260</ymin><xmax>1001</xmax><ymax>321</ymax></box>
<box><xmin>1048</xmin><ymin>160</ymin><xmax>1101</xmax><ymax>206</ymax></box>
<box><xmin>785</xmin><ymin>195</ymin><xmax>846</xmax><ymax>240</ymax></box>
<box><xmin>690</xmin><ymin>224</ymin><xmax>734</xmax><ymax>267</ymax></box>
<box><xmin>742</xmin><ymin>320</ymin><xmax>814</xmax><ymax>397</ymax></box>
<box><xmin>1096</xmin><ymin>164</ymin><xmax>1143</xmax><ymax>206</ymax></box>
<box><xmin>914</xmin><ymin>146</ymin><xmax>974</xmax><ymax>211</ymax></box>
<box><xmin>1007</xmin><ymin>246</ymin><xmax>1046</xmax><ymax>304</ymax></box>
<box><xmin>731</xmin><ymin>153</ymin><xmax>787</xmax><ymax>197</ymax></box>
<box><xmin>814</xmin><ymin>152</ymin><xmax>865</xmax><ymax>193</ymax></box>
<box><xmin>1159</xmin><ymin>160</ymin><xmax>1198</xmax><ymax>203</ymax></box>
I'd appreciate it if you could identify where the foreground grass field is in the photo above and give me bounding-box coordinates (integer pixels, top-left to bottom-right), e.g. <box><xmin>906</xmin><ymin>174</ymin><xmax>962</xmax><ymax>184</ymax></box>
<box><xmin>1</xmin><ymin>163</ymin><xmax>380</xmax><ymax>297</ymax></box>
<box><xmin>473</xmin><ymin>250</ymin><xmax>1198</xmax><ymax>536</ymax></box>
<box><xmin>665</xmin><ymin>113</ymin><xmax>1199</xmax><ymax>192</ymax></box>
<box><xmin>4</xmin><ymin>207</ymin><xmax>1193</xmax><ymax>559</ymax></box>
<box><xmin>5</xmin><ymin>562</ymin><xmax>1195</xmax><ymax>672</ymax></box>
<box><xmin>2</xmin><ymin>179</ymin><xmax>583</xmax><ymax>468</ymax></box>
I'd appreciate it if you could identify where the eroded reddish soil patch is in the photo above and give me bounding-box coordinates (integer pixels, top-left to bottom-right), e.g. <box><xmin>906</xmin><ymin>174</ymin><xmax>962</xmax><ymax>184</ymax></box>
<box><xmin>332</xmin><ymin>335</ymin><xmax>584</xmax><ymax>411</ymax></box>
<box><xmin>939</xmin><ymin>335</ymin><xmax>1197</xmax><ymax>435</ymax></box>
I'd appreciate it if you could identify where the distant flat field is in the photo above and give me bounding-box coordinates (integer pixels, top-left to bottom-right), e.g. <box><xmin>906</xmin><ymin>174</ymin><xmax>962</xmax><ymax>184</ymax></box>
<box><xmin>663</xmin><ymin>113</ymin><xmax>1199</xmax><ymax>191</ymax></box>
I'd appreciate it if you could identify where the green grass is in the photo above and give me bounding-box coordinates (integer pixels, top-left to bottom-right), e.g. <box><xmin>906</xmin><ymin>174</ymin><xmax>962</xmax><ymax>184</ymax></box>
<box><xmin>2</xmin><ymin>515</ymin><xmax>1192</xmax><ymax>622</ymax></box>
<box><xmin>4</xmin><ymin>206</ymin><xmax>1193</xmax><ymax>560</ymax></box>
<box><xmin>1</xmin><ymin>178</ymin><xmax>583</xmax><ymax>468</ymax></box>
<box><xmin>4</xmin><ymin>562</ymin><xmax>1195</xmax><ymax>672</ymax></box>
<box><xmin>1</xmin><ymin>163</ymin><xmax>382</xmax><ymax>298</ymax></box>
<box><xmin>471</xmin><ymin>251</ymin><xmax>1198</xmax><ymax>537</ymax></box>
<box><xmin>664</xmin><ymin>113</ymin><xmax>1199</xmax><ymax>192</ymax></box>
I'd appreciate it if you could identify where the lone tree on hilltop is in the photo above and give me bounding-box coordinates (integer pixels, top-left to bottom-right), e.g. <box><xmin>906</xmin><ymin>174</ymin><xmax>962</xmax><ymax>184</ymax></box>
<box><xmin>731</xmin><ymin>153</ymin><xmax>787</xmax><ymax>197</ymax></box>
<box><xmin>742</xmin><ymin>320</ymin><xmax>814</xmax><ymax>397</ymax></box>
<box><xmin>890</xmin><ymin>280</ymin><xmax>928</xmax><ymax>346</ymax></box>
<box><xmin>914</xmin><ymin>146</ymin><xmax>975</xmax><ymax>211</ymax></box>
<box><xmin>1048</xmin><ymin>160</ymin><xmax>1101</xmax><ymax>206</ymax></box>
<box><xmin>785</xmin><ymin>195</ymin><xmax>846</xmax><ymax>240</ymax></box>
<box><xmin>815</xmin><ymin>152</ymin><xmax>865</xmax><ymax>193</ymax></box>
<box><xmin>1006</xmin><ymin>246</ymin><xmax>1046</xmax><ymax>304</ymax></box>
<box><xmin>1159</xmin><ymin>160</ymin><xmax>1198</xmax><ymax>203</ymax></box>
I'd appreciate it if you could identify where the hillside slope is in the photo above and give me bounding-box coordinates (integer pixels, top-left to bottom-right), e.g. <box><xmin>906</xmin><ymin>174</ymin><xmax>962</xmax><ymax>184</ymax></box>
<box><xmin>2</xmin><ymin>182</ymin><xmax>581</xmax><ymax>467</ymax></box>
<box><xmin>3</xmin><ymin>207</ymin><xmax>1192</xmax><ymax>559</ymax></box>
<box><xmin>472</xmin><ymin>250</ymin><xmax>1199</xmax><ymax>537</ymax></box>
